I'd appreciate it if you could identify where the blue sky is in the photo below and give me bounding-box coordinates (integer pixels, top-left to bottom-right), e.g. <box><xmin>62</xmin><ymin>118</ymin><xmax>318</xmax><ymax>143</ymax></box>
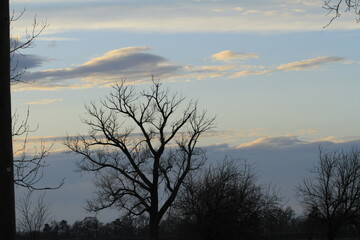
<box><xmin>9</xmin><ymin>0</ymin><xmax>360</xmax><ymax>223</ymax></box>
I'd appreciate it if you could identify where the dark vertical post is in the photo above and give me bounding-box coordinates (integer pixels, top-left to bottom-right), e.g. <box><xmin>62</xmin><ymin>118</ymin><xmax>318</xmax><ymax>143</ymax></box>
<box><xmin>0</xmin><ymin>0</ymin><xmax>16</xmax><ymax>239</ymax></box>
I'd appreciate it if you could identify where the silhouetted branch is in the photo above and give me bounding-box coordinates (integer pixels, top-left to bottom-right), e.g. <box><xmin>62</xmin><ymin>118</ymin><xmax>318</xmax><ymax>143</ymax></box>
<box><xmin>12</xmin><ymin>108</ymin><xmax>64</xmax><ymax>190</ymax></box>
<box><xmin>323</xmin><ymin>0</ymin><xmax>360</xmax><ymax>27</ymax></box>
<box><xmin>10</xmin><ymin>10</ymin><xmax>47</xmax><ymax>83</ymax></box>
<box><xmin>65</xmin><ymin>79</ymin><xmax>215</xmax><ymax>240</ymax></box>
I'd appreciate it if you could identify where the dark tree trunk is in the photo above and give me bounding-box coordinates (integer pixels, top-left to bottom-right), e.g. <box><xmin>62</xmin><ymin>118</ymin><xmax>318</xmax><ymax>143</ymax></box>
<box><xmin>149</xmin><ymin>157</ymin><xmax>160</xmax><ymax>240</ymax></box>
<box><xmin>149</xmin><ymin>212</ymin><xmax>159</xmax><ymax>240</ymax></box>
<box><xmin>149</xmin><ymin>187</ymin><xmax>159</xmax><ymax>240</ymax></box>
<box><xmin>0</xmin><ymin>1</ymin><xmax>16</xmax><ymax>240</ymax></box>
<box><xmin>326</xmin><ymin>227</ymin><xmax>336</xmax><ymax>240</ymax></box>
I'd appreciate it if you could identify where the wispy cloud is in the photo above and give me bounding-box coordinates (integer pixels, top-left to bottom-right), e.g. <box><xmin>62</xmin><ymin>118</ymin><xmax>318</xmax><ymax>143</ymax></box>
<box><xmin>211</xmin><ymin>50</ymin><xmax>259</xmax><ymax>62</ymax></box>
<box><xmin>231</xmin><ymin>70</ymin><xmax>273</xmax><ymax>78</ymax></box>
<box><xmin>12</xmin><ymin>45</ymin><xmax>350</xmax><ymax>91</ymax></box>
<box><xmin>14</xmin><ymin>47</ymin><xmax>180</xmax><ymax>91</ymax></box>
<box><xmin>235</xmin><ymin>135</ymin><xmax>360</xmax><ymax>149</ymax></box>
<box><xmin>26</xmin><ymin>98</ymin><xmax>64</xmax><ymax>105</ymax></box>
<box><xmin>10</xmin><ymin>1</ymin><xmax>360</xmax><ymax>36</ymax></box>
<box><xmin>236</xmin><ymin>136</ymin><xmax>304</xmax><ymax>148</ymax></box>
<box><xmin>230</xmin><ymin>56</ymin><xmax>347</xmax><ymax>78</ymax></box>
<box><xmin>276</xmin><ymin>56</ymin><xmax>346</xmax><ymax>71</ymax></box>
<box><xmin>38</xmin><ymin>37</ymin><xmax>78</xmax><ymax>41</ymax></box>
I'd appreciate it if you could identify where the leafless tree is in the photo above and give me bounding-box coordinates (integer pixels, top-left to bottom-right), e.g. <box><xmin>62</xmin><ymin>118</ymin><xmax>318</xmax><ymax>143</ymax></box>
<box><xmin>297</xmin><ymin>147</ymin><xmax>360</xmax><ymax>240</ymax></box>
<box><xmin>1</xmin><ymin>4</ymin><xmax>48</xmax><ymax>240</ymax></box>
<box><xmin>175</xmin><ymin>159</ymin><xmax>281</xmax><ymax>240</ymax></box>
<box><xmin>65</xmin><ymin>79</ymin><xmax>215</xmax><ymax>240</ymax></box>
<box><xmin>9</xmin><ymin>11</ymin><xmax>63</xmax><ymax>190</ymax></box>
<box><xmin>10</xmin><ymin>10</ymin><xmax>47</xmax><ymax>83</ymax></box>
<box><xmin>17</xmin><ymin>191</ymin><xmax>51</xmax><ymax>240</ymax></box>
<box><xmin>323</xmin><ymin>0</ymin><xmax>360</xmax><ymax>27</ymax></box>
<box><xmin>12</xmin><ymin>108</ymin><xmax>64</xmax><ymax>190</ymax></box>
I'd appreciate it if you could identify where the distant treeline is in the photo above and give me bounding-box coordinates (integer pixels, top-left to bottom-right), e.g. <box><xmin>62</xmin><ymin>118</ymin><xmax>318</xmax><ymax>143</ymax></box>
<box><xmin>15</xmin><ymin>212</ymin><xmax>360</xmax><ymax>240</ymax></box>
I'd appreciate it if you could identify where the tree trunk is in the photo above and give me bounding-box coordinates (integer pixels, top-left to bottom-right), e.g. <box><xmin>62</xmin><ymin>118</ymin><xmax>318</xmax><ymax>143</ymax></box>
<box><xmin>149</xmin><ymin>190</ymin><xmax>159</xmax><ymax>240</ymax></box>
<box><xmin>0</xmin><ymin>1</ymin><xmax>16</xmax><ymax>240</ymax></box>
<box><xmin>149</xmin><ymin>157</ymin><xmax>160</xmax><ymax>240</ymax></box>
<box><xmin>326</xmin><ymin>227</ymin><xmax>336</xmax><ymax>240</ymax></box>
<box><xmin>149</xmin><ymin>212</ymin><xmax>159</xmax><ymax>240</ymax></box>
<box><xmin>0</xmin><ymin>0</ymin><xmax>15</xmax><ymax>240</ymax></box>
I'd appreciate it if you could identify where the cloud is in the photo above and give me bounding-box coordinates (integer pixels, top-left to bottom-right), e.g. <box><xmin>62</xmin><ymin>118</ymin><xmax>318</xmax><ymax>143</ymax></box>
<box><xmin>204</xmin><ymin>136</ymin><xmax>360</xmax><ymax>215</ymax></box>
<box><xmin>14</xmin><ymin>47</ymin><xmax>180</xmax><ymax>91</ymax></box>
<box><xmin>10</xmin><ymin>2</ymin><xmax>360</xmax><ymax>36</ymax></box>
<box><xmin>298</xmin><ymin>129</ymin><xmax>319</xmax><ymax>135</ymax></box>
<box><xmin>231</xmin><ymin>69</ymin><xmax>273</xmax><ymax>78</ymax></box>
<box><xmin>236</xmin><ymin>136</ymin><xmax>304</xmax><ymax>148</ymax></box>
<box><xmin>26</xmin><ymin>98</ymin><xmax>64</xmax><ymax>105</ymax></box>
<box><xmin>211</xmin><ymin>50</ymin><xmax>259</xmax><ymax>62</ymax></box>
<box><xmin>235</xmin><ymin>135</ymin><xmax>360</xmax><ymax>150</ymax></box>
<box><xmin>230</xmin><ymin>56</ymin><xmax>347</xmax><ymax>78</ymax></box>
<box><xmin>12</xmin><ymin>46</ymin><xmax>350</xmax><ymax>91</ymax></box>
<box><xmin>245</xmin><ymin>9</ymin><xmax>263</xmax><ymax>14</ymax></box>
<box><xmin>17</xmin><ymin>50</ymin><xmax>351</xmax><ymax>92</ymax></box>
<box><xmin>15</xmin><ymin>132</ymin><xmax>360</xmax><ymax>223</ymax></box>
<box><xmin>281</xmin><ymin>0</ymin><xmax>321</xmax><ymax>7</ymax></box>
<box><xmin>276</xmin><ymin>56</ymin><xmax>346</xmax><ymax>71</ymax></box>
<box><xmin>38</xmin><ymin>37</ymin><xmax>78</xmax><ymax>41</ymax></box>
<box><xmin>11</xmin><ymin>53</ymin><xmax>47</xmax><ymax>71</ymax></box>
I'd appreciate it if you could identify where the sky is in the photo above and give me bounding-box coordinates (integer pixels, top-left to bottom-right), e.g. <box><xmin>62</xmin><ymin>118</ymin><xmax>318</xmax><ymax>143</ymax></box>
<box><xmin>9</xmin><ymin>0</ymin><xmax>360</xmax><ymax>224</ymax></box>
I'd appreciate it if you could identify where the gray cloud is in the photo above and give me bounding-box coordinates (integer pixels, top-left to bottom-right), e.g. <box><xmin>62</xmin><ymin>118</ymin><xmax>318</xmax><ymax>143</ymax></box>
<box><xmin>24</xmin><ymin>135</ymin><xmax>360</xmax><ymax>223</ymax></box>
<box><xmin>205</xmin><ymin>136</ymin><xmax>360</xmax><ymax>214</ymax></box>
<box><xmin>13</xmin><ymin>48</ymin><xmax>350</xmax><ymax>92</ymax></box>
<box><xmin>11</xmin><ymin>53</ymin><xmax>47</xmax><ymax>71</ymax></box>
<box><xmin>17</xmin><ymin>47</ymin><xmax>180</xmax><ymax>91</ymax></box>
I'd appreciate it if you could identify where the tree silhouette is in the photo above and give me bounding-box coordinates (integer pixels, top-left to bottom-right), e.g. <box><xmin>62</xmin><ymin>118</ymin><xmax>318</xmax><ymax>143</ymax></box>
<box><xmin>9</xmin><ymin>10</ymin><xmax>62</xmax><ymax>191</ymax></box>
<box><xmin>17</xmin><ymin>191</ymin><xmax>51</xmax><ymax>240</ymax></box>
<box><xmin>0</xmin><ymin>1</ymin><xmax>16</xmax><ymax>239</ymax></box>
<box><xmin>12</xmin><ymin>108</ymin><xmax>64</xmax><ymax>190</ymax></box>
<box><xmin>323</xmin><ymin>0</ymin><xmax>360</xmax><ymax>26</ymax></box>
<box><xmin>1</xmin><ymin>5</ymin><xmax>56</xmax><ymax>239</ymax></box>
<box><xmin>65</xmin><ymin>79</ymin><xmax>215</xmax><ymax>240</ymax></box>
<box><xmin>175</xmin><ymin>159</ymin><xmax>280</xmax><ymax>240</ymax></box>
<box><xmin>298</xmin><ymin>148</ymin><xmax>360</xmax><ymax>240</ymax></box>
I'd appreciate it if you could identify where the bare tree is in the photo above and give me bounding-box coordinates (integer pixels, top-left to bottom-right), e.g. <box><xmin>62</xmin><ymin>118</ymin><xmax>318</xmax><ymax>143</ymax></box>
<box><xmin>65</xmin><ymin>80</ymin><xmax>215</xmax><ymax>240</ymax></box>
<box><xmin>297</xmin><ymin>147</ymin><xmax>360</xmax><ymax>240</ymax></box>
<box><xmin>10</xmin><ymin>10</ymin><xmax>47</xmax><ymax>83</ymax></box>
<box><xmin>9</xmin><ymin>11</ymin><xmax>63</xmax><ymax>190</ymax></box>
<box><xmin>175</xmin><ymin>159</ymin><xmax>281</xmax><ymax>240</ymax></box>
<box><xmin>323</xmin><ymin>0</ymin><xmax>360</xmax><ymax>27</ymax></box>
<box><xmin>17</xmin><ymin>191</ymin><xmax>51</xmax><ymax>240</ymax></box>
<box><xmin>1</xmin><ymin>4</ymin><xmax>51</xmax><ymax>239</ymax></box>
<box><xmin>12</xmin><ymin>109</ymin><xmax>64</xmax><ymax>190</ymax></box>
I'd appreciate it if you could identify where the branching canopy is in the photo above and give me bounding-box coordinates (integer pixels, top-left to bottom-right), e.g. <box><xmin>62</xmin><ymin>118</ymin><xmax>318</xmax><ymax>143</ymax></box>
<box><xmin>65</xmin><ymin>80</ymin><xmax>215</xmax><ymax>225</ymax></box>
<box><xmin>298</xmin><ymin>147</ymin><xmax>360</xmax><ymax>239</ymax></box>
<box><xmin>323</xmin><ymin>0</ymin><xmax>360</xmax><ymax>27</ymax></box>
